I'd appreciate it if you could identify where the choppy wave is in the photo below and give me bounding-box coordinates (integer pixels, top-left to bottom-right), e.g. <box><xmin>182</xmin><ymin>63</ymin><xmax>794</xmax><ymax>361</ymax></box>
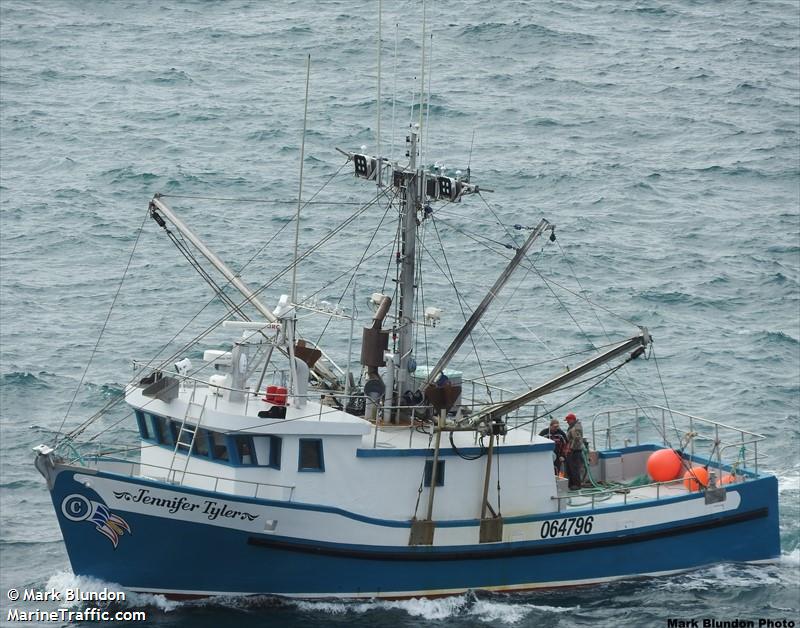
<box><xmin>0</xmin><ymin>372</ymin><xmax>54</xmax><ymax>390</ymax></box>
<box><xmin>2</xmin><ymin>0</ymin><xmax>798</xmax><ymax>625</ymax></box>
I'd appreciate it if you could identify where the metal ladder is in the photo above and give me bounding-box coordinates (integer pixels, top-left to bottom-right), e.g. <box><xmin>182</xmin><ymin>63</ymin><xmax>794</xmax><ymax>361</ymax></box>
<box><xmin>168</xmin><ymin>397</ymin><xmax>207</xmax><ymax>485</ymax></box>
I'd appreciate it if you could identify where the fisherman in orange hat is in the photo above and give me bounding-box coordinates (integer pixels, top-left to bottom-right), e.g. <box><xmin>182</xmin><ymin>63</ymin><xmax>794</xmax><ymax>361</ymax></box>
<box><xmin>564</xmin><ymin>412</ymin><xmax>585</xmax><ymax>490</ymax></box>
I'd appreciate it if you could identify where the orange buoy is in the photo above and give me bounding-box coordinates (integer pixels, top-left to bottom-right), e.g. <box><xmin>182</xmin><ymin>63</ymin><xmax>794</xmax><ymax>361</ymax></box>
<box><xmin>719</xmin><ymin>473</ymin><xmax>737</xmax><ymax>485</ymax></box>
<box><xmin>683</xmin><ymin>466</ymin><xmax>710</xmax><ymax>492</ymax></box>
<box><xmin>646</xmin><ymin>448</ymin><xmax>683</xmax><ymax>482</ymax></box>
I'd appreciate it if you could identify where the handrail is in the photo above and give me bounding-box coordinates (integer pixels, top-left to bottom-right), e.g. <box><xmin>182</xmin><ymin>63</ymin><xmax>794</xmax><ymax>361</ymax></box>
<box><xmin>551</xmin><ymin>476</ymin><xmax>683</xmax><ymax>511</ymax></box>
<box><xmin>590</xmin><ymin>405</ymin><xmax>766</xmax><ymax>477</ymax></box>
<box><xmin>81</xmin><ymin>454</ymin><xmax>296</xmax><ymax>502</ymax></box>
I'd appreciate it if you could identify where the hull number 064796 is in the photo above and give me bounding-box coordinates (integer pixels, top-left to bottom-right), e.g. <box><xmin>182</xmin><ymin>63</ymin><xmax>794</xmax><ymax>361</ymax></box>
<box><xmin>540</xmin><ymin>516</ymin><xmax>594</xmax><ymax>538</ymax></box>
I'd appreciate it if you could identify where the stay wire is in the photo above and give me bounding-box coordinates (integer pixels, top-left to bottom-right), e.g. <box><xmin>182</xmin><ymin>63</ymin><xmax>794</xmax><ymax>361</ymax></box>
<box><xmin>435</xmin><ymin>208</ymin><xmax>640</xmax><ymax>331</ymax></box>
<box><xmin>314</xmin><ymin>188</ymin><xmax>398</xmax><ymax>345</ymax></box>
<box><xmin>473</xmin><ymin>340</ymin><xmax>628</xmax><ymax>382</ymax></box>
<box><xmin>650</xmin><ymin>345</ymin><xmax>683</xmax><ymax>445</ymax></box>
<box><xmin>70</xmin><ymin>162</ymin><xmax>362</xmax><ymax>440</ymax></box>
<box><xmin>429</xmin><ymin>217</ymin><xmax>531</xmax><ymax>391</ymax></box>
<box><xmin>168</xmin><ymin>230</ymin><xmax>251</xmax><ymax>320</ymax></box>
<box><xmin>418</xmin><ymin>235</ymin><xmax>520</xmax><ymax>394</ymax></box>
<box><xmin>134</xmin><ymin>161</ymin><xmax>353</xmax><ymax>378</ymax></box>
<box><xmin>68</xmin><ymin>296</ymin><xmax>248</xmax><ymax>441</ymax></box>
<box><xmin>429</xmin><ymin>217</ymin><xmax>495</xmax><ymax>401</ymax></box>
<box><xmin>550</xmin><ymin>239</ymin><xmax>680</xmax><ymax>449</ymax></box>
<box><xmin>476</xmin><ymin>192</ymin><xmax>521</xmax><ymax>248</ymax></box>
<box><xmin>506</xmin><ymin>359</ymin><xmax>630</xmax><ymax>433</ymax></box>
<box><xmin>433</xmin><ymin>215</ymin><xmax>518</xmax><ymax>252</ymax></box>
<box><xmin>55</xmin><ymin>206</ymin><xmax>150</xmax><ymax>447</ymax></box>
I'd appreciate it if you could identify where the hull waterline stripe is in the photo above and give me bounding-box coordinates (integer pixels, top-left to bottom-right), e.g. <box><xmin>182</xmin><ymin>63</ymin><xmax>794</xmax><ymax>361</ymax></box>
<box><xmin>246</xmin><ymin>507</ymin><xmax>769</xmax><ymax>561</ymax></box>
<box><xmin>127</xmin><ymin>560</ymin><xmax>780</xmax><ymax>600</ymax></box>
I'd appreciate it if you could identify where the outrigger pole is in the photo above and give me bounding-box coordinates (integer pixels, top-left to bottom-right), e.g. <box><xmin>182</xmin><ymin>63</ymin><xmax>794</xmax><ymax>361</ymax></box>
<box><xmin>148</xmin><ymin>195</ymin><xmax>341</xmax><ymax>390</ymax></box>
<box><xmin>150</xmin><ymin>196</ymin><xmax>278</xmax><ymax>324</ymax></box>
<box><xmin>472</xmin><ymin>328</ymin><xmax>652</xmax><ymax>426</ymax></box>
<box><xmin>417</xmin><ymin>218</ymin><xmax>555</xmax><ymax>393</ymax></box>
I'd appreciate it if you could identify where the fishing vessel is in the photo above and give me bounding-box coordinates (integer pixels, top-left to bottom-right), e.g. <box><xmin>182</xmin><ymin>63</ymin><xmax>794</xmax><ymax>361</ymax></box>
<box><xmin>33</xmin><ymin>27</ymin><xmax>780</xmax><ymax>600</ymax></box>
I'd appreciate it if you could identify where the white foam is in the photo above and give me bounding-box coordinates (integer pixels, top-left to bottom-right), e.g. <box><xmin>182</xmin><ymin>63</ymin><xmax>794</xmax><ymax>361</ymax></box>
<box><xmin>45</xmin><ymin>572</ymin><xmax>118</xmax><ymax>608</ymax></box>
<box><xmin>469</xmin><ymin>599</ymin><xmax>575</xmax><ymax>624</ymax></box>
<box><xmin>654</xmin><ymin>563</ymin><xmax>785</xmax><ymax>592</ymax></box>
<box><xmin>44</xmin><ymin>571</ymin><xmax>180</xmax><ymax>612</ymax></box>
<box><xmin>293</xmin><ymin>595</ymin><xmax>470</xmax><ymax>620</ymax></box>
<box><xmin>781</xmin><ymin>548</ymin><xmax>800</xmax><ymax>566</ymax></box>
<box><xmin>777</xmin><ymin>466</ymin><xmax>800</xmax><ymax>494</ymax></box>
<box><xmin>291</xmin><ymin>594</ymin><xmax>577</xmax><ymax>624</ymax></box>
<box><xmin>124</xmin><ymin>591</ymin><xmax>182</xmax><ymax>613</ymax></box>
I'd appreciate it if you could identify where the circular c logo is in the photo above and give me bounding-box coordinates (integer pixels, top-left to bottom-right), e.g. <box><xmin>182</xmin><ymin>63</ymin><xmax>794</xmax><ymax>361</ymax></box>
<box><xmin>61</xmin><ymin>494</ymin><xmax>92</xmax><ymax>522</ymax></box>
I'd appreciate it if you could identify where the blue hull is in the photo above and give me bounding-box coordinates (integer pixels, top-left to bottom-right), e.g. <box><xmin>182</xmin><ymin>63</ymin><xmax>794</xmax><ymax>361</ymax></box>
<box><xmin>47</xmin><ymin>468</ymin><xmax>781</xmax><ymax>598</ymax></box>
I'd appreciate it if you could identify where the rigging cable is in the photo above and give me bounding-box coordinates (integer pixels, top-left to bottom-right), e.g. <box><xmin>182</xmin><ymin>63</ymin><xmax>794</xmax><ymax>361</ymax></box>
<box><xmin>68</xmin><ymin>165</ymin><xmax>378</xmax><ymax>441</ymax></box>
<box><xmin>506</xmin><ymin>357</ymin><xmax>634</xmax><ymax>433</ymax></box>
<box><xmin>429</xmin><ymin>217</ymin><xmax>496</xmax><ymax>401</ymax></box>
<box><xmin>429</xmin><ymin>216</ymin><xmax>535</xmax><ymax>390</ymax></box>
<box><xmin>476</xmin><ymin>191</ymin><xmax>523</xmax><ymax>249</ymax></box>
<box><xmin>54</xmin><ymin>205</ymin><xmax>150</xmax><ymax>447</ymax></box>
<box><xmin>551</xmin><ymin>235</ymin><xmax>676</xmax><ymax>433</ymax></box>
<box><xmin>165</xmin><ymin>228</ymin><xmax>251</xmax><ymax>321</ymax></box>
<box><xmin>314</xmin><ymin>188</ymin><xmax>398</xmax><ymax>346</ymax></box>
<box><xmin>546</xmin><ymin>238</ymin><xmax>686</xmax><ymax>454</ymax></box>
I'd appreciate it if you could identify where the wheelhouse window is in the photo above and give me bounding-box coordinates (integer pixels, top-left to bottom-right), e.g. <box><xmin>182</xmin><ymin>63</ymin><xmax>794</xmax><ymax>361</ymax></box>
<box><xmin>233</xmin><ymin>435</ymin><xmax>257</xmax><ymax>465</ymax></box>
<box><xmin>135</xmin><ymin>410</ymin><xmax>151</xmax><ymax>440</ymax></box>
<box><xmin>192</xmin><ymin>429</ymin><xmax>210</xmax><ymax>457</ymax></box>
<box><xmin>210</xmin><ymin>431</ymin><xmax>230</xmax><ymax>461</ymax></box>
<box><xmin>268</xmin><ymin>435</ymin><xmax>282</xmax><ymax>469</ymax></box>
<box><xmin>152</xmin><ymin>414</ymin><xmax>175</xmax><ymax>446</ymax></box>
<box><xmin>298</xmin><ymin>439</ymin><xmax>324</xmax><ymax>472</ymax></box>
<box><xmin>424</xmin><ymin>460</ymin><xmax>445</xmax><ymax>487</ymax></box>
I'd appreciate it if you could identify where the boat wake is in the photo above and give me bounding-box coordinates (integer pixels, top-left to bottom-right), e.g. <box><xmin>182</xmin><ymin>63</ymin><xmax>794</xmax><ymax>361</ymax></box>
<box><xmin>41</xmin><ymin>572</ymin><xmax>577</xmax><ymax>624</ymax></box>
<box><xmin>45</xmin><ymin>572</ymin><xmax>181</xmax><ymax>613</ymax></box>
<box><xmin>280</xmin><ymin>592</ymin><xmax>577</xmax><ymax>625</ymax></box>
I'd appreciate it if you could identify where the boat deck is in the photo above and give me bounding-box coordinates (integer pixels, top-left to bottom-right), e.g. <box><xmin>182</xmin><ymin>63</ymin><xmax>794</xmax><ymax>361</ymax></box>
<box><xmin>561</xmin><ymin>477</ymin><xmax>696</xmax><ymax>510</ymax></box>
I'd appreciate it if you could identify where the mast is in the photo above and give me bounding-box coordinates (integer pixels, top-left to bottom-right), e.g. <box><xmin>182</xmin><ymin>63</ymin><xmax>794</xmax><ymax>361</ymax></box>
<box><xmin>346</xmin><ymin>127</ymin><xmax>481</xmax><ymax>415</ymax></box>
<box><xmin>396</xmin><ymin>128</ymin><xmax>420</xmax><ymax>406</ymax></box>
<box><xmin>287</xmin><ymin>54</ymin><xmax>312</xmax><ymax>408</ymax></box>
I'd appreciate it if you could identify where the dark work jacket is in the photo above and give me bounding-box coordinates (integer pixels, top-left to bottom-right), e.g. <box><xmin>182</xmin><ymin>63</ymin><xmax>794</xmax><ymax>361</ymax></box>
<box><xmin>539</xmin><ymin>427</ymin><xmax>568</xmax><ymax>457</ymax></box>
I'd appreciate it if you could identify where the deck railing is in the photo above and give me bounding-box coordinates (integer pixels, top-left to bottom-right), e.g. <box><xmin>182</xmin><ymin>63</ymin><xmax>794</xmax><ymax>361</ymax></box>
<box><xmin>590</xmin><ymin>405</ymin><xmax>766</xmax><ymax>477</ymax></box>
<box><xmin>79</xmin><ymin>453</ymin><xmax>296</xmax><ymax>502</ymax></box>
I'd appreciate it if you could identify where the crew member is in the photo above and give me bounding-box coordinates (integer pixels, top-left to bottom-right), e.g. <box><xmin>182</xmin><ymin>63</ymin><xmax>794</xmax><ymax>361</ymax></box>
<box><xmin>565</xmin><ymin>412</ymin><xmax>585</xmax><ymax>490</ymax></box>
<box><xmin>539</xmin><ymin>419</ymin><xmax>567</xmax><ymax>475</ymax></box>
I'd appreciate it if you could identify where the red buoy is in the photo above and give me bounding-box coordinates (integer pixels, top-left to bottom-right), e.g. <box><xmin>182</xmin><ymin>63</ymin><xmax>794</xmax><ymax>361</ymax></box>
<box><xmin>274</xmin><ymin>386</ymin><xmax>288</xmax><ymax>406</ymax></box>
<box><xmin>646</xmin><ymin>448</ymin><xmax>683</xmax><ymax>482</ymax></box>
<box><xmin>263</xmin><ymin>384</ymin><xmax>278</xmax><ymax>404</ymax></box>
<box><xmin>683</xmin><ymin>466</ymin><xmax>710</xmax><ymax>492</ymax></box>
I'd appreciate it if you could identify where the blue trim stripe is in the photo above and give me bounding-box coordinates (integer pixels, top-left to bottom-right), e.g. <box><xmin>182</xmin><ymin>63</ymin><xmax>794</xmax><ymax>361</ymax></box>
<box><xmin>357</xmin><ymin>442</ymin><xmax>553</xmax><ymax>458</ymax></box>
<box><xmin>246</xmin><ymin>506</ymin><xmax>770</xmax><ymax>560</ymax></box>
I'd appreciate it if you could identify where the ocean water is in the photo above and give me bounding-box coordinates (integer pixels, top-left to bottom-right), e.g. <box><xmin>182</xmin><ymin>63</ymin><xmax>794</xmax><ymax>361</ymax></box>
<box><xmin>1</xmin><ymin>0</ymin><xmax>798</xmax><ymax>626</ymax></box>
